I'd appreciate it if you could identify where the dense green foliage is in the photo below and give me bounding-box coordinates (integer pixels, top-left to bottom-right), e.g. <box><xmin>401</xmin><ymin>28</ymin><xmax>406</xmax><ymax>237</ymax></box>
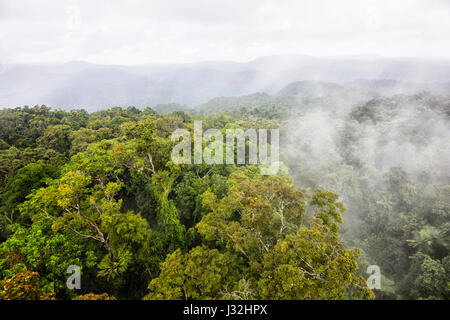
<box><xmin>0</xmin><ymin>92</ymin><xmax>448</xmax><ymax>300</ymax></box>
<box><xmin>0</xmin><ymin>104</ymin><xmax>373</xmax><ymax>300</ymax></box>
<box><xmin>279</xmin><ymin>92</ymin><xmax>450</xmax><ymax>299</ymax></box>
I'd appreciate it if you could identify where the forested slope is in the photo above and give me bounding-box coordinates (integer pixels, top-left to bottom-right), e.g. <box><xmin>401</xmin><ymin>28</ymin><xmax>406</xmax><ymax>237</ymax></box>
<box><xmin>0</xmin><ymin>89</ymin><xmax>449</xmax><ymax>299</ymax></box>
<box><xmin>0</xmin><ymin>105</ymin><xmax>373</xmax><ymax>300</ymax></box>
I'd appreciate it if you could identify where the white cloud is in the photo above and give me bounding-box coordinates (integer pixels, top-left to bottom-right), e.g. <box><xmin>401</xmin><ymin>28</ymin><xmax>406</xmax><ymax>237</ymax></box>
<box><xmin>0</xmin><ymin>0</ymin><xmax>449</xmax><ymax>65</ymax></box>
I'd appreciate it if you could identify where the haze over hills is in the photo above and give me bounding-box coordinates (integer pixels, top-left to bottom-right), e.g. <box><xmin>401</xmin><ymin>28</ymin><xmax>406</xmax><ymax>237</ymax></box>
<box><xmin>1</xmin><ymin>55</ymin><xmax>450</xmax><ymax>111</ymax></box>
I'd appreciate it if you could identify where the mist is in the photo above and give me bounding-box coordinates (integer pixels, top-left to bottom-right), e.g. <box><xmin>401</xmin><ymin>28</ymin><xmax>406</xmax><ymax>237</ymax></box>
<box><xmin>276</xmin><ymin>84</ymin><xmax>450</xmax><ymax>298</ymax></box>
<box><xmin>1</xmin><ymin>55</ymin><xmax>450</xmax><ymax>110</ymax></box>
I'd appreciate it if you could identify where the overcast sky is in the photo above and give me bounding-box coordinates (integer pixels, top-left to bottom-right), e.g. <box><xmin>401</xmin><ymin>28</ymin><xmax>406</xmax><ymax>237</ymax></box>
<box><xmin>0</xmin><ymin>0</ymin><xmax>449</xmax><ymax>65</ymax></box>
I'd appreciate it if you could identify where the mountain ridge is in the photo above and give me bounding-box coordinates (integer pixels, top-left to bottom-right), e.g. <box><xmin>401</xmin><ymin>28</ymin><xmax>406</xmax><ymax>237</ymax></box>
<box><xmin>1</xmin><ymin>55</ymin><xmax>450</xmax><ymax>111</ymax></box>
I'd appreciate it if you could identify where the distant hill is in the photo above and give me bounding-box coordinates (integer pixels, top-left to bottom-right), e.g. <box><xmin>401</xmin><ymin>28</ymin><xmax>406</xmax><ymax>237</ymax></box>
<box><xmin>1</xmin><ymin>55</ymin><xmax>450</xmax><ymax>111</ymax></box>
<box><xmin>277</xmin><ymin>79</ymin><xmax>450</xmax><ymax>100</ymax></box>
<box><xmin>192</xmin><ymin>79</ymin><xmax>450</xmax><ymax>115</ymax></box>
